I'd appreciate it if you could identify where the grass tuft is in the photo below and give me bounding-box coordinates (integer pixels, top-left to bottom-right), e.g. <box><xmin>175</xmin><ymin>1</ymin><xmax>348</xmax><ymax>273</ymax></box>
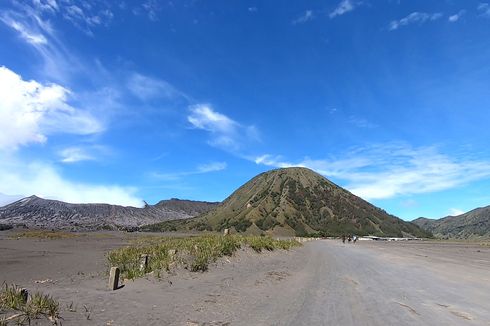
<box><xmin>0</xmin><ymin>283</ymin><xmax>60</xmax><ymax>325</ymax></box>
<box><xmin>107</xmin><ymin>235</ymin><xmax>300</xmax><ymax>279</ymax></box>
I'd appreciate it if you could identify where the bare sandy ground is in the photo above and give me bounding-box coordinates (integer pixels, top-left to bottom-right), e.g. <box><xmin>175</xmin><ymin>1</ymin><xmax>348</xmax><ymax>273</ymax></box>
<box><xmin>1</xmin><ymin>231</ymin><xmax>489</xmax><ymax>325</ymax></box>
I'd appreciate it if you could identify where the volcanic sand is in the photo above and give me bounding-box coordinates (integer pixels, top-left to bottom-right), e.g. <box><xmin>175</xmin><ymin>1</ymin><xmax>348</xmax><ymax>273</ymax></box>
<box><xmin>1</xmin><ymin>231</ymin><xmax>489</xmax><ymax>325</ymax></box>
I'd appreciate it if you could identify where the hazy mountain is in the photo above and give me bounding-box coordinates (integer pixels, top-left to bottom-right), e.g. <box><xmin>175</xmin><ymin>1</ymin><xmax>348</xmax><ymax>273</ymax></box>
<box><xmin>413</xmin><ymin>206</ymin><xmax>490</xmax><ymax>239</ymax></box>
<box><xmin>145</xmin><ymin>167</ymin><xmax>431</xmax><ymax>237</ymax></box>
<box><xmin>0</xmin><ymin>196</ymin><xmax>218</xmax><ymax>230</ymax></box>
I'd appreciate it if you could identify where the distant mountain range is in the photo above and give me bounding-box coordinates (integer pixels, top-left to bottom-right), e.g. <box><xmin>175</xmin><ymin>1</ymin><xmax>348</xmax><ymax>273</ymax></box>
<box><xmin>145</xmin><ymin>167</ymin><xmax>431</xmax><ymax>238</ymax></box>
<box><xmin>0</xmin><ymin>196</ymin><xmax>218</xmax><ymax>230</ymax></box>
<box><xmin>412</xmin><ymin>206</ymin><xmax>490</xmax><ymax>239</ymax></box>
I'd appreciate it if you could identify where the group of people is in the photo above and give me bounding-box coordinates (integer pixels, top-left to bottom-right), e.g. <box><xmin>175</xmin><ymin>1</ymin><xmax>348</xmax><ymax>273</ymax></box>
<box><xmin>341</xmin><ymin>234</ymin><xmax>358</xmax><ymax>244</ymax></box>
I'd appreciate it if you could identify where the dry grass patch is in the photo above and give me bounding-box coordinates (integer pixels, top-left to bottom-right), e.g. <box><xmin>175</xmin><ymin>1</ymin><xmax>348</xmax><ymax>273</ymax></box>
<box><xmin>107</xmin><ymin>235</ymin><xmax>300</xmax><ymax>279</ymax></box>
<box><xmin>11</xmin><ymin>230</ymin><xmax>80</xmax><ymax>240</ymax></box>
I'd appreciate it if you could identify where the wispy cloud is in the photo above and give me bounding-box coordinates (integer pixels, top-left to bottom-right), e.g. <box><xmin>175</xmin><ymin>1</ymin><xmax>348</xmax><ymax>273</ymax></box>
<box><xmin>254</xmin><ymin>143</ymin><xmax>490</xmax><ymax>200</ymax></box>
<box><xmin>0</xmin><ymin>15</ymin><xmax>47</xmax><ymax>45</ymax></box>
<box><xmin>329</xmin><ymin>0</ymin><xmax>360</xmax><ymax>19</ymax></box>
<box><xmin>448</xmin><ymin>208</ymin><xmax>465</xmax><ymax>216</ymax></box>
<box><xmin>0</xmin><ymin>66</ymin><xmax>103</xmax><ymax>151</ymax></box>
<box><xmin>292</xmin><ymin>10</ymin><xmax>315</xmax><ymax>24</ymax></box>
<box><xmin>58</xmin><ymin>147</ymin><xmax>95</xmax><ymax>163</ymax></box>
<box><xmin>448</xmin><ymin>10</ymin><xmax>465</xmax><ymax>23</ymax></box>
<box><xmin>348</xmin><ymin>116</ymin><xmax>378</xmax><ymax>129</ymax></box>
<box><xmin>58</xmin><ymin>145</ymin><xmax>111</xmax><ymax>164</ymax></box>
<box><xmin>152</xmin><ymin>161</ymin><xmax>227</xmax><ymax>181</ymax></box>
<box><xmin>478</xmin><ymin>3</ymin><xmax>490</xmax><ymax>17</ymax></box>
<box><xmin>197</xmin><ymin>162</ymin><xmax>228</xmax><ymax>173</ymax></box>
<box><xmin>389</xmin><ymin>12</ymin><xmax>443</xmax><ymax>30</ymax></box>
<box><xmin>133</xmin><ymin>0</ymin><xmax>162</xmax><ymax>21</ymax></box>
<box><xmin>127</xmin><ymin>73</ymin><xmax>187</xmax><ymax>101</ymax></box>
<box><xmin>187</xmin><ymin>104</ymin><xmax>259</xmax><ymax>152</ymax></box>
<box><xmin>0</xmin><ymin>4</ymin><xmax>82</xmax><ymax>82</ymax></box>
<box><xmin>62</xmin><ymin>4</ymin><xmax>113</xmax><ymax>35</ymax></box>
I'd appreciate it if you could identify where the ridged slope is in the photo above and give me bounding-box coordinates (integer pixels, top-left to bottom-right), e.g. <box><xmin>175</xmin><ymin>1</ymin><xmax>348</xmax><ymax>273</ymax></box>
<box><xmin>168</xmin><ymin>167</ymin><xmax>430</xmax><ymax>237</ymax></box>
<box><xmin>0</xmin><ymin>196</ymin><xmax>218</xmax><ymax>230</ymax></box>
<box><xmin>413</xmin><ymin>206</ymin><xmax>490</xmax><ymax>239</ymax></box>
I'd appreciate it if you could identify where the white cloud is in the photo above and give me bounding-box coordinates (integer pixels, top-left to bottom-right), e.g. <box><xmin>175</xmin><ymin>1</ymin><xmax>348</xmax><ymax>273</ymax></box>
<box><xmin>448</xmin><ymin>208</ymin><xmax>465</xmax><ymax>216</ymax></box>
<box><xmin>58</xmin><ymin>147</ymin><xmax>94</xmax><ymax>163</ymax></box>
<box><xmin>0</xmin><ymin>6</ymin><xmax>81</xmax><ymax>82</ymax></box>
<box><xmin>188</xmin><ymin>104</ymin><xmax>238</xmax><ymax>149</ymax></box>
<box><xmin>293</xmin><ymin>10</ymin><xmax>314</xmax><ymax>24</ymax></box>
<box><xmin>188</xmin><ymin>104</ymin><xmax>260</xmax><ymax>152</ymax></box>
<box><xmin>254</xmin><ymin>144</ymin><xmax>490</xmax><ymax>200</ymax></box>
<box><xmin>0</xmin><ymin>66</ymin><xmax>103</xmax><ymax>151</ymax></box>
<box><xmin>188</xmin><ymin>104</ymin><xmax>237</xmax><ymax>134</ymax></box>
<box><xmin>32</xmin><ymin>0</ymin><xmax>59</xmax><ymax>13</ymax></box>
<box><xmin>448</xmin><ymin>10</ymin><xmax>465</xmax><ymax>22</ymax></box>
<box><xmin>478</xmin><ymin>3</ymin><xmax>490</xmax><ymax>17</ymax></box>
<box><xmin>389</xmin><ymin>12</ymin><xmax>443</xmax><ymax>30</ymax></box>
<box><xmin>329</xmin><ymin>0</ymin><xmax>359</xmax><ymax>19</ymax></box>
<box><xmin>0</xmin><ymin>15</ymin><xmax>47</xmax><ymax>45</ymax></box>
<box><xmin>0</xmin><ymin>155</ymin><xmax>142</xmax><ymax>207</ymax></box>
<box><xmin>127</xmin><ymin>73</ymin><xmax>185</xmax><ymax>100</ymax></box>
<box><xmin>197</xmin><ymin>162</ymin><xmax>227</xmax><ymax>173</ymax></box>
<box><xmin>254</xmin><ymin>155</ymin><xmax>295</xmax><ymax>168</ymax></box>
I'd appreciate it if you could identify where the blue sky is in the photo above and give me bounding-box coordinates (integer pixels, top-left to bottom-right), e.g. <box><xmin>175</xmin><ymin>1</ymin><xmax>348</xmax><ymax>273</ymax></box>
<box><xmin>1</xmin><ymin>0</ymin><xmax>490</xmax><ymax>220</ymax></box>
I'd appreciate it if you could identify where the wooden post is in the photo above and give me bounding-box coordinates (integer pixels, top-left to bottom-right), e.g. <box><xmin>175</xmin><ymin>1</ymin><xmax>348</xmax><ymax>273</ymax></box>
<box><xmin>223</xmin><ymin>228</ymin><xmax>230</xmax><ymax>236</ymax></box>
<box><xmin>108</xmin><ymin>267</ymin><xmax>120</xmax><ymax>290</ymax></box>
<box><xmin>139</xmin><ymin>254</ymin><xmax>149</xmax><ymax>273</ymax></box>
<box><xmin>18</xmin><ymin>288</ymin><xmax>29</xmax><ymax>303</ymax></box>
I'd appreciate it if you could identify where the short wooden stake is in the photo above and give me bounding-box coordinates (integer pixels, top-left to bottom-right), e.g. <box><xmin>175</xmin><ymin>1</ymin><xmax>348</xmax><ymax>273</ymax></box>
<box><xmin>139</xmin><ymin>254</ymin><xmax>149</xmax><ymax>273</ymax></box>
<box><xmin>108</xmin><ymin>267</ymin><xmax>120</xmax><ymax>290</ymax></box>
<box><xmin>223</xmin><ymin>228</ymin><xmax>230</xmax><ymax>236</ymax></box>
<box><xmin>18</xmin><ymin>288</ymin><xmax>29</xmax><ymax>303</ymax></box>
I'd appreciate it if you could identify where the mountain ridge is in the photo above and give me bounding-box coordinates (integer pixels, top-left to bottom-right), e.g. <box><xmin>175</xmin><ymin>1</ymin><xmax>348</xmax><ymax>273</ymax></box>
<box><xmin>0</xmin><ymin>195</ymin><xmax>218</xmax><ymax>230</ymax></box>
<box><xmin>412</xmin><ymin>206</ymin><xmax>490</xmax><ymax>239</ymax></box>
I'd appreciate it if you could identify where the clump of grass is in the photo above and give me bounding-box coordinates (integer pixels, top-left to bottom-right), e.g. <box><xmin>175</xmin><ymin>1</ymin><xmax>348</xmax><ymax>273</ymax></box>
<box><xmin>0</xmin><ymin>283</ymin><xmax>60</xmax><ymax>325</ymax></box>
<box><xmin>11</xmin><ymin>230</ymin><xmax>80</xmax><ymax>240</ymax></box>
<box><xmin>107</xmin><ymin>235</ymin><xmax>300</xmax><ymax>278</ymax></box>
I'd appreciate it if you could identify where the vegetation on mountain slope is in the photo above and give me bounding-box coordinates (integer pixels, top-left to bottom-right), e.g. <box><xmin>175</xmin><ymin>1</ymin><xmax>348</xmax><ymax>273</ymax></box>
<box><xmin>144</xmin><ymin>168</ymin><xmax>430</xmax><ymax>237</ymax></box>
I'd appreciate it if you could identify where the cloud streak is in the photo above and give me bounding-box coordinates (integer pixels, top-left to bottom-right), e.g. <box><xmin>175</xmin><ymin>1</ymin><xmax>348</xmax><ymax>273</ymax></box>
<box><xmin>389</xmin><ymin>12</ymin><xmax>443</xmax><ymax>30</ymax></box>
<box><xmin>187</xmin><ymin>104</ymin><xmax>259</xmax><ymax>152</ymax></box>
<box><xmin>254</xmin><ymin>144</ymin><xmax>490</xmax><ymax>200</ymax></box>
<box><xmin>292</xmin><ymin>10</ymin><xmax>314</xmax><ymax>24</ymax></box>
<box><xmin>448</xmin><ymin>10</ymin><xmax>465</xmax><ymax>23</ymax></box>
<box><xmin>127</xmin><ymin>73</ymin><xmax>188</xmax><ymax>101</ymax></box>
<box><xmin>329</xmin><ymin>0</ymin><xmax>359</xmax><ymax>19</ymax></box>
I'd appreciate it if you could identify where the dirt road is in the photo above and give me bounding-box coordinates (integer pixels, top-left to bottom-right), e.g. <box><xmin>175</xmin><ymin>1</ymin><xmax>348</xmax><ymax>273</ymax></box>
<box><xmin>1</xmin><ymin>234</ymin><xmax>489</xmax><ymax>325</ymax></box>
<box><xmin>274</xmin><ymin>240</ymin><xmax>490</xmax><ymax>326</ymax></box>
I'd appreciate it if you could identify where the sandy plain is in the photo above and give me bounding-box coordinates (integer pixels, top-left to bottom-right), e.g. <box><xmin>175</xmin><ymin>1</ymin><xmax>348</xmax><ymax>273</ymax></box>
<box><xmin>1</xmin><ymin>230</ymin><xmax>489</xmax><ymax>325</ymax></box>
